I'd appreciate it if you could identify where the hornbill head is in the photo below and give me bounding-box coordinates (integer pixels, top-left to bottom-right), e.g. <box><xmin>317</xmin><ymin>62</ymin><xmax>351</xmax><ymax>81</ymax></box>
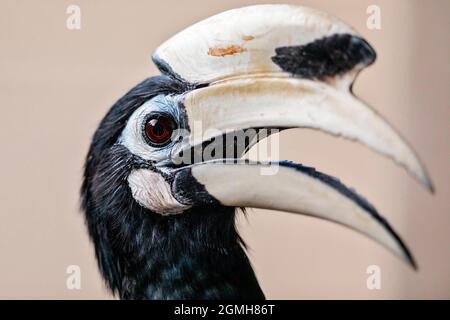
<box><xmin>82</xmin><ymin>5</ymin><xmax>432</xmax><ymax>299</ymax></box>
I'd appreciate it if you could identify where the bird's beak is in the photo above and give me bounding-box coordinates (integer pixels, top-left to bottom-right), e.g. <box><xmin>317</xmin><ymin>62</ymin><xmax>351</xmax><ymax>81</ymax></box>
<box><xmin>154</xmin><ymin>4</ymin><xmax>432</xmax><ymax>190</ymax></box>
<box><xmin>171</xmin><ymin>160</ymin><xmax>416</xmax><ymax>268</ymax></box>
<box><xmin>151</xmin><ymin>5</ymin><xmax>433</xmax><ymax>268</ymax></box>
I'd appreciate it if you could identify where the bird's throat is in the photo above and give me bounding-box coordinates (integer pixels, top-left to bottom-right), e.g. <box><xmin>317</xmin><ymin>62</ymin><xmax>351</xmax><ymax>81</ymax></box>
<box><xmin>105</xmin><ymin>205</ymin><xmax>265</xmax><ymax>299</ymax></box>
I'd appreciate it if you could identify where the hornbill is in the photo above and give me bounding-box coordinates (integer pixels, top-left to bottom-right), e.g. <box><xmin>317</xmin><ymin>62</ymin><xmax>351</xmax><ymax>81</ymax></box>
<box><xmin>81</xmin><ymin>5</ymin><xmax>433</xmax><ymax>299</ymax></box>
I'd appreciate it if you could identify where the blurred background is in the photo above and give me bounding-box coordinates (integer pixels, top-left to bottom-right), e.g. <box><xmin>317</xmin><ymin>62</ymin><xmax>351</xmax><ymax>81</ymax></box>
<box><xmin>0</xmin><ymin>0</ymin><xmax>448</xmax><ymax>299</ymax></box>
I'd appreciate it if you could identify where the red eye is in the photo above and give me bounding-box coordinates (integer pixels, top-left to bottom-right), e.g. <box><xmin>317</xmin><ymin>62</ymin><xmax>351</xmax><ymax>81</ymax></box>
<box><xmin>144</xmin><ymin>115</ymin><xmax>175</xmax><ymax>146</ymax></box>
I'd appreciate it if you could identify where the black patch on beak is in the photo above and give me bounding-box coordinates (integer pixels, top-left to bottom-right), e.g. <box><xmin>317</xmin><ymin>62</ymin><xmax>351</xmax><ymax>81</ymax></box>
<box><xmin>278</xmin><ymin>161</ymin><xmax>416</xmax><ymax>269</ymax></box>
<box><xmin>152</xmin><ymin>54</ymin><xmax>209</xmax><ymax>88</ymax></box>
<box><xmin>171</xmin><ymin>167</ymin><xmax>220</xmax><ymax>207</ymax></box>
<box><xmin>271</xmin><ymin>34</ymin><xmax>376</xmax><ymax>80</ymax></box>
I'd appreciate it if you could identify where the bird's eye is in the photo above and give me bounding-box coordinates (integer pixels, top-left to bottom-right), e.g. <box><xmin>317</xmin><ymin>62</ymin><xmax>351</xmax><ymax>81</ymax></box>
<box><xmin>144</xmin><ymin>114</ymin><xmax>176</xmax><ymax>146</ymax></box>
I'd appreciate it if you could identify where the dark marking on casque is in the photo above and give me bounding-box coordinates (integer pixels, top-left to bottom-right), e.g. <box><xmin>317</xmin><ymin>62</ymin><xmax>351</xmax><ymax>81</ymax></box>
<box><xmin>271</xmin><ymin>34</ymin><xmax>376</xmax><ymax>80</ymax></box>
<box><xmin>151</xmin><ymin>55</ymin><xmax>198</xmax><ymax>89</ymax></box>
<box><xmin>152</xmin><ymin>54</ymin><xmax>211</xmax><ymax>88</ymax></box>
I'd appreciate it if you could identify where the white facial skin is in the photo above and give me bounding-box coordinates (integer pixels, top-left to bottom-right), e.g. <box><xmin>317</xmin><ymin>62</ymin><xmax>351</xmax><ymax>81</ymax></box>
<box><xmin>119</xmin><ymin>95</ymin><xmax>191</xmax><ymax>215</ymax></box>
<box><xmin>128</xmin><ymin>169</ymin><xmax>191</xmax><ymax>215</ymax></box>
<box><xmin>119</xmin><ymin>95</ymin><xmax>185</xmax><ymax>163</ymax></box>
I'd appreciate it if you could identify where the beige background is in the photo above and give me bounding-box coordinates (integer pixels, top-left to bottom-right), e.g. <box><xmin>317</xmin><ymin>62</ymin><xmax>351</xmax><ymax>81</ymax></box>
<box><xmin>0</xmin><ymin>0</ymin><xmax>448</xmax><ymax>299</ymax></box>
